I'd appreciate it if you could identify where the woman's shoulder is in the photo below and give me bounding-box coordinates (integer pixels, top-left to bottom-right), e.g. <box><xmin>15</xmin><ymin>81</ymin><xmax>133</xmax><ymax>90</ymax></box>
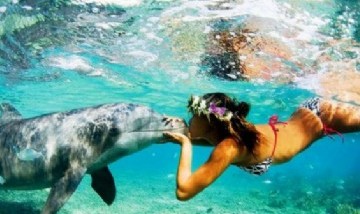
<box><xmin>214</xmin><ymin>137</ymin><xmax>247</xmax><ymax>163</ymax></box>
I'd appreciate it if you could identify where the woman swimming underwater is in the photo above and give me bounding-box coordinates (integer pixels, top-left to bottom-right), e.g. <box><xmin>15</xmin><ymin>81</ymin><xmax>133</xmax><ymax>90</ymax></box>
<box><xmin>164</xmin><ymin>93</ymin><xmax>360</xmax><ymax>200</ymax></box>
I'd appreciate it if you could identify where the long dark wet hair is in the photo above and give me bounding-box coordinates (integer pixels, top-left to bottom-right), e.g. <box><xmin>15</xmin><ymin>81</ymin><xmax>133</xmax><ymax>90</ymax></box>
<box><xmin>187</xmin><ymin>92</ymin><xmax>259</xmax><ymax>154</ymax></box>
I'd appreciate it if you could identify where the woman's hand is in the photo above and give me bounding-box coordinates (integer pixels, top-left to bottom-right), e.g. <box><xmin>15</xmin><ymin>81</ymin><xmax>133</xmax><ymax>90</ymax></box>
<box><xmin>163</xmin><ymin>132</ymin><xmax>191</xmax><ymax>145</ymax></box>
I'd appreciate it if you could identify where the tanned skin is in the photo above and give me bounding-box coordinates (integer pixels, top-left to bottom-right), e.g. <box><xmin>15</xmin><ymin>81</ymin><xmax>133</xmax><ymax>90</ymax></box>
<box><xmin>164</xmin><ymin>99</ymin><xmax>360</xmax><ymax>201</ymax></box>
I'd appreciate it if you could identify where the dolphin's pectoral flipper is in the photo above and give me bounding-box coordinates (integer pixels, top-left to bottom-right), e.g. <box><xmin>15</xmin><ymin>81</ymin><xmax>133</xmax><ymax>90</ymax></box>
<box><xmin>91</xmin><ymin>166</ymin><xmax>116</xmax><ymax>205</ymax></box>
<box><xmin>41</xmin><ymin>166</ymin><xmax>86</xmax><ymax>214</ymax></box>
<box><xmin>0</xmin><ymin>103</ymin><xmax>22</xmax><ymax>125</ymax></box>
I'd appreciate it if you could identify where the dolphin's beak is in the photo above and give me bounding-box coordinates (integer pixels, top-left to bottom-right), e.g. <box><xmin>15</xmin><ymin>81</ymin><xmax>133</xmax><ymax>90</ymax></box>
<box><xmin>162</xmin><ymin>117</ymin><xmax>187</xmax><ymax>130</ymax></box>
<box><xmin>157</xmin><ymin>117</ymin><xmax>188</xmax><ymax>143</ymax></box>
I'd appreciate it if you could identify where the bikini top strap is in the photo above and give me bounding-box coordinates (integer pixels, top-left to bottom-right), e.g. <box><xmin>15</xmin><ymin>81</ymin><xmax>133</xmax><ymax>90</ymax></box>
<box><xmin>268</xmin><ymin>115</ymin><xmax>287</xmax><ymax>157</ymax></box>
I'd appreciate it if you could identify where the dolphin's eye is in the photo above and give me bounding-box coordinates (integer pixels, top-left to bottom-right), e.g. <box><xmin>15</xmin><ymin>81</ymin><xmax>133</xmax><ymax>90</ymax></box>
<box><xmin>108</xmin><ymin>127</ymin><xmax>120</xmax><ymax>136</ymax></box>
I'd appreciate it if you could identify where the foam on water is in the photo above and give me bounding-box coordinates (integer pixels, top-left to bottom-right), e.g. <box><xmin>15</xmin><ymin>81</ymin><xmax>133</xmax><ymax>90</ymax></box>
<box><xmin>72</xmin><ymin>0</ymin><xmax>143</xmax><ymax>7</ymax></box>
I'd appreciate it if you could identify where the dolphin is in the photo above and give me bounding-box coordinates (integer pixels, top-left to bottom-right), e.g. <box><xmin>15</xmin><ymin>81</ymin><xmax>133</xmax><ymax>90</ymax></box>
<box><xmin>0</xmin><ymin>102</ymin><xmax>186</xmax><ymax>214</ymax></box>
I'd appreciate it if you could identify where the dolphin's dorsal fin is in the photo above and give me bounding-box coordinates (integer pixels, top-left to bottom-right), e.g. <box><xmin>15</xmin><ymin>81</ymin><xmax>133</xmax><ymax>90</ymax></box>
<box><xmin>0</xmin><ymin>103</ymin><xmax>22</xmax><ymax>125</ymax></box>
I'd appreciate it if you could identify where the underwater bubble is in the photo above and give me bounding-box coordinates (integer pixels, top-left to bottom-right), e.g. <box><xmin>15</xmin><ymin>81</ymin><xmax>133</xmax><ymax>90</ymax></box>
<box><xmin>167</xmin><ymin>174</ymin><xmax>175</xmax><ymax>179</ymax></box>
<box><xmin>306</xmin><ymin>191</ymin><xmax>313</xmax><ymax>195</ymax></box>
<box><xmin>336</xmin><ymin>185</ymin><xmax>344</xmax><ymax>190</ymax></box>
<box><xmin>17</xmin><ymin>148</ymin><xmax>43</xmax><ymax>161</ymax></box>
<box><xmin>0</xmin><ymin>176</ymin><xmax>5</xmax><ymax>184</ymax></box>
<box><xmin>263</xmin><ymin>179</ymin><xmax>272</xmax><ymax>184</ymax></box>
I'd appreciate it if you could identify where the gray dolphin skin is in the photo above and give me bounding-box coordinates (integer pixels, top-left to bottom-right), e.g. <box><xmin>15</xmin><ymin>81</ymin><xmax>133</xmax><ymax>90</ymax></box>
<box><xmin>0</xmin><ymin>102</ymin><xmax>186</xmax><ymax>214</ymax></box>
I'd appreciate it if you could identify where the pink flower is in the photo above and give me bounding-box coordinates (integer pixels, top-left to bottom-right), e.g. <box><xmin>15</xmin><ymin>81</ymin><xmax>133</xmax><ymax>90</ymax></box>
<box><xmin>208</xmin><ymin>102</ymin><xmax>226</xmax><ymax>116</ymax></box>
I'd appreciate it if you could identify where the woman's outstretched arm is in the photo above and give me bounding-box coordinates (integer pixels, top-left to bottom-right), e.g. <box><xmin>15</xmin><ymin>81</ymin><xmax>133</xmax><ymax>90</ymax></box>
<box><xmin>319</xmin><ymin>100</ymin><xmax>360</xmax><ymax>133</ymax></box>
<box><xmin>163</xmin><ymin>132</ymin><xmax>242</xmax><ymax>201</ymax></box>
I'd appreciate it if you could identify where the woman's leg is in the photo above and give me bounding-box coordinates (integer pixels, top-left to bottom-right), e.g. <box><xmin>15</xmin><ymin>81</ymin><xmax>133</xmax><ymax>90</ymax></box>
<box><xmin>319</xmin><ymin>99</ymin><xmax>360</xmax><ymax>133</ymax></box>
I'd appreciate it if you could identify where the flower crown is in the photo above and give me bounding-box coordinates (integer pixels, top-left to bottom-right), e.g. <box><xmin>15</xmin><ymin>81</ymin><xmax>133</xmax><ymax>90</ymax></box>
<box><xmin>188</xmin><ymin>95</ymin><xmax>233</xmax><ymax>121</ymax></box>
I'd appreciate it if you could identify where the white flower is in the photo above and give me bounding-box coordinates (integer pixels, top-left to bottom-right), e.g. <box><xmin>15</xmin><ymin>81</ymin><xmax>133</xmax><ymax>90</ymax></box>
<box><xmin>222</xmin><ymin>112</ymin><xmax>233</xmax><ymax>121</ymax></box>
<box><xmin>191</xmin><ymin>96</ymin><xmax>200</xmax><ymax>108</ymax></box>
<box><xmin>199</xmin><ymin>100</ymin><xmax>207</xmax><ymax>110</ymax></box>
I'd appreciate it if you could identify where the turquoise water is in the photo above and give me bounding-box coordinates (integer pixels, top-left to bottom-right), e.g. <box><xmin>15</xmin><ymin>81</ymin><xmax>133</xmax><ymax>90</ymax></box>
<box><xmin>0</xmin><ymin>0</ymin><xmax>360</xmax><ymax>213</ymax></box>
